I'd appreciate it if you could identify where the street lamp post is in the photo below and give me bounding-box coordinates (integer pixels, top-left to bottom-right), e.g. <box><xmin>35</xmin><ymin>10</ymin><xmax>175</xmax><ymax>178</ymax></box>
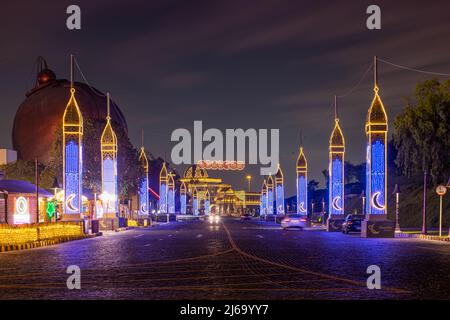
<box><xmin>361</xmin><ymin>190</ymin><xmax>365</xmax><ymax>215</ymax></box>
<box><xmin>422</xmin><ymin>170</ymin><xmax>428</xmax><ymax>235</ymax></box>
<box><xmin>436</xmin><ymin>185</ymin><xmax>447</xmax><ymax>237</ymax></box>
<box><xmin>393</xmin><ymin>184</ymin><xmax>401</xmax><ymax>233</ymax></box>
<box><xmin>246</xmin><ymin>175</ymin><xmax>252</xmax><ymax>192</ymax></box>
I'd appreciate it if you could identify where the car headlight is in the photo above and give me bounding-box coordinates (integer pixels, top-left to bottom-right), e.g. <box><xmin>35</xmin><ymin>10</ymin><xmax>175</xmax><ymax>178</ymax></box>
<box><xmin>208</xmin><ymin>216</ymin><xmax>214</xmax><ymax>223</ymax></box>
<box><xmin>215</xmin><ymin>215</ymin><xmax>220</xmax><ymax>223</ymax></box>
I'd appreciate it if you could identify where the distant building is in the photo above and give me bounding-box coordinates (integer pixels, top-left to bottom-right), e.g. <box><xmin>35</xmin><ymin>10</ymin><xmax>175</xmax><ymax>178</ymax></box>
<box><xmin>0</xmin><ymin>149</ymin><xmax>17</xmax><ymax>165</ymax></box>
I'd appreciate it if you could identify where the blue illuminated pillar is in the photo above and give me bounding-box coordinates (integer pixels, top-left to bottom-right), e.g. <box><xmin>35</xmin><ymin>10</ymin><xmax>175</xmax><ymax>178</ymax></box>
<box><xmin>193</xmin><ymin>188</ymin><xmax>199</xmax><ymax>215</ymax></box>
<box><xmin>327</xmin><ymin>96</ymin><xmax>346</xmax><ymax>231</ymax></box>
<box><xmin>101</xmin><ymin>93</ymin><xmax>118</xmax><ymax>217</ymax></box>
<box><xmin>296</xmin><ymin>147</ymin><xmax>308</xmax><ymax>216</ymax></box>
<box><xmin>266</xmin><ymin>175</ymin><xmax>274</xmax><ymax>215</ymax></box>
<box><xmin>138</xmin><ymin>146</ymin><xmax>149</xmax><ymax>215</ymax></box>
<box><xmin>362</xmin><ymin>57</ymin><xmax>393</xmax><ymax>238</ymax></box>
<box><xmin>62</xmin><ymin>87</ymin><xmax>83</xmax><ymax>221</ymax></box>
<box><xmin>260</xmin><ymin>180</ymin><xmax>267</xmax><ymax>215</ymax></box>
<box><xmin>275</xmin><ymin>165</ymin><xmax>285</xmax><ymax>215</ymax></box>
<box><xmin>180</xmin><ymin>182</ymin><xmax>187</xmax><ymax>214</ymax></box>
<box><xmin>168</xmin><ymin>173</ymin><xmax>175</xmax><ymax>213</ymax></box>
<box><xmin>205</xmin><ymin>190</ymin><xmax>211</xmax><ymax>215</ymax></box>
<box><xmin>159</xmin><ymin>162</ymin><xmax>168</xmax><ymax>213</ymax></box>
<box><xmin>138</xmin><ymin>131</ymin><xmax>149</xmax><ymax>216</ymax></box>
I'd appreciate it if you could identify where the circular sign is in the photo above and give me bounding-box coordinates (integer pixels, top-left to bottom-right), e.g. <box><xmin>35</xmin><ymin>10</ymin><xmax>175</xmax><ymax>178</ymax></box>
<box><xmin>15</xmin><ymin>196</ymin><xmax>28</xmax><ymax>215</ymax></box>
<box><xmin>436</xmin><ymin>185</ymin><xmax>447</xmax><ymax>196</ymax></box>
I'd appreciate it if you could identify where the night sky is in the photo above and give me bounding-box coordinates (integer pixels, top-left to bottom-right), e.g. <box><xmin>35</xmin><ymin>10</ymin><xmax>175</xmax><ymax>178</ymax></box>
<box><xmin>1</xmin><ymin>0</ymin><xmax>450</xmax><ymax>196</ymax></box>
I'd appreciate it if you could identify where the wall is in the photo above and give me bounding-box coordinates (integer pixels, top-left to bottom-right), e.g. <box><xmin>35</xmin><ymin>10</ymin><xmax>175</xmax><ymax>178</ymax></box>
<box><xmin>0</xmin><ymin>149</ymin><xmax>17</xmax><ymax>165</ymax></box>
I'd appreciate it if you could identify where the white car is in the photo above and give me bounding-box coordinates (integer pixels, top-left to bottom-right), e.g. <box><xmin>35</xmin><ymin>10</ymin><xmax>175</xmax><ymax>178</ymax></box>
<box><xmin>281</xmin><ymin>214</ymin><xmax>308</xmax><ymax>230</ymax></box>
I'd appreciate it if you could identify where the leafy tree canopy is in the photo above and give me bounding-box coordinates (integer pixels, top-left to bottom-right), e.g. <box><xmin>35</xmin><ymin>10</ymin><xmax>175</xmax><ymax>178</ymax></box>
<box><xmin>393</xmin><ymin>78</ymin><xmax>450</xmax><ymax>185</ymax></box>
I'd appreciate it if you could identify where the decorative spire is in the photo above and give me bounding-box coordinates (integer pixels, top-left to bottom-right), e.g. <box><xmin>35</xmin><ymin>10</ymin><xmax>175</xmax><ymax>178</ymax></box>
<box><xmin>275</xmin><ymin>164</ymin><xmax>283</xmax><ymax>181</ymax></box>
<box><xmin>296</xmin><ymin>147</ymin><xmax>307</xmax><ymax>170</ymax></box>
<box><xmin>334</xmin><ymin>95</ymin><xmax>338</xmax><ymax>121</ymax></box>
<box><xmin>70</xmin><ymin>54</ymin><xmax>74</xmax><ymax>89</ymax></box>
<box><xmin>374</xmin><ymin>55</ymin><xmax>379</xmax><ymax>92</ymax></box>
<box><xmin>106</xmin><ymin>92</ymin><xmax>111</xmax><ymax>121</ymax></box>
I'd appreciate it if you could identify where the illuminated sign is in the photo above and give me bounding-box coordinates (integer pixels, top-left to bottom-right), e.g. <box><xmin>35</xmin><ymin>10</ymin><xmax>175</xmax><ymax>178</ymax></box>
<box><xmin>197</xmin><ymin>160</ymin><xmax>245</xmax><ymax>171</ymax></box>
<box><xmin>14</xmin><ymin>196</ymin><xmax>30</xmax><ymax>224</ymax></box>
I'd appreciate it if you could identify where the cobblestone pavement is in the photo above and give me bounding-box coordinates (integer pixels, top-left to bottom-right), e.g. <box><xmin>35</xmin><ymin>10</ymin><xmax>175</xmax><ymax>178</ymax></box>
<box><xmin>0</xmin><ymin>217</ymin><xmax>449</xmax><ymax>299</ymax></box>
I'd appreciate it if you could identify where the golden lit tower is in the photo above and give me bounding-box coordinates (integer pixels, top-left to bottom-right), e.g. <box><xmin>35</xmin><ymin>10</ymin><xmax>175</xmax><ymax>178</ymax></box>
<box><xmin>180</xmin><ymin>182</ymin><xmax>187</xmax><ymax>214</ymax></box>
<box><xmin>205</xmin><ymin>189</ymin><xmax>211</xmax><ymax>215</ymax></box>
<box><xmin>168</xmin><ymin>173</ymin><xmax>175</xmax><ymax>213</ymax></box>
<box><xmin>159</xmin><ymin>162</ymin><xmax>168</xmax><ymax>213</ymax></box>
<box><xmin>362</xmin><ymin>56</ymin><xmax>392</xmax><ymax>237</ymax></box>
<box><xmin>266</xmin><ymin>175</ymin><xmax>274</xmax><ymax>215</ymax></box>
<box><xmin>138</xmin><ymin>129</ymin><xmax>149</xmax><ymax>215</ymax></box>
<box><xmin>327</xmin><ymin>96</ymin><xmax>346</xmax><ymax>231</ymax></box>
<box><xmin>296</xmin><ymin>146</ymin><xmax>308</xmax><ymax>215</ymax></box>
<box><xmin>101</xmin><ymin>93</ymin><xmax>118</xmax><ymax>217</ymax></box>
<box><xmin>62</xmin><ymin>85</ymin><xmax>83</xmax><ymax>220</ymax></box>
<box><xmin>275</xmin><ymin>164</ymin><xmax>285</xmax><ymax>215</ymax></box>
<box><xmin>63</xmin><ymin>55</ymin><xmax>83</xmax><ymax>221</ymax></box>
<box><xmin>260</xmin><ymin>179</ymin><xmax>267</xmax><ymax>215</ymax></box>
<box><xmin>192</xmin><ymin>187</ymin><xmax>199</xmax><ymax>215</ymax></box>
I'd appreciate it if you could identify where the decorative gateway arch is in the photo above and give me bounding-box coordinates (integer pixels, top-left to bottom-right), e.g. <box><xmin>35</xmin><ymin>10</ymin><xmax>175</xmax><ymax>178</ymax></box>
<box><xmin>361</xmin><ymin>57</ymin><xmax>394</xmax><ymax>238</ymax></box>
<box><xmin>178</xmin><ymin>165</ymin><xmax>250</xmax><ymax>216</ymax></box>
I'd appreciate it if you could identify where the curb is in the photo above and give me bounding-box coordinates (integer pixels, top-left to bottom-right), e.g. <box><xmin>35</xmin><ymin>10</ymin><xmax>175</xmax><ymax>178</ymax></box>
<box><xmin>396</xmin><ymin>232</ymin><xmax>450</xmax><ymax>242</ymax></box>
<box><xmin>0</xmin><ymin>233</ymin><xmax>100</xmax><ymax>252</ymax></box>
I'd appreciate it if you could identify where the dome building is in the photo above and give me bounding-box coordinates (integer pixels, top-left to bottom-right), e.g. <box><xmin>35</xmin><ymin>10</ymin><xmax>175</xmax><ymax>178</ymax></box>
<box><xmin>12</xmin><ymin>58</ymin><xmax>128</xmax><ymax>163</ymax></box>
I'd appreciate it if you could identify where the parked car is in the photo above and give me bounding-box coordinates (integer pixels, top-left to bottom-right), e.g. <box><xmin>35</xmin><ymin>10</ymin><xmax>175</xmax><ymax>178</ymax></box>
<box><xmin>240</xmin><ymin>213</ymin><xmax>252</xmax><ymax>221</ymax></box>
<box><xmin>342</xmin><ymin>214</ymin><xmax>365</xmax><ymax>234</ymax></box>
<box><xmin>281</xmin><ymin>214</ymin><xmax>308</xmax><ymax>230</ymax></box>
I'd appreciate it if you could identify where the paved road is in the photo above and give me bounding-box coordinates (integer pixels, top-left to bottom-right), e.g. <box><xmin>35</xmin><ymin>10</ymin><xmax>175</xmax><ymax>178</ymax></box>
<box><xmin>0</xmin><ymin>217</ymin><xmax>449</xmax><ymax>299</ymax></box>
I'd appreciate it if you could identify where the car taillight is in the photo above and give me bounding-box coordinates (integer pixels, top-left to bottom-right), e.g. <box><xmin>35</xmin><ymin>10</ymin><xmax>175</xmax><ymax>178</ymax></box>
<box><xmin>348</xmin><ymin>221</ymin><xmax>353</xmax><ymax>224</ymax></box>
<box><xmin>284</xmin><ymin>218</ymin><xmax>291</xmax><ymax>222</ymax></box>
<box><xmin>300</xmin><ymin>218</ymin><xmax>306</xmax><ymax>222</ymax></box>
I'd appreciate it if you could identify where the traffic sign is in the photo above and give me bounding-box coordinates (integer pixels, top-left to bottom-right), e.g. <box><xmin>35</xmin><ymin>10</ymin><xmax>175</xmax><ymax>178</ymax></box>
<box><xmin>436</xmin><ymin>185</ymin><xmax>447</xmax><ymax>196</ymax></box>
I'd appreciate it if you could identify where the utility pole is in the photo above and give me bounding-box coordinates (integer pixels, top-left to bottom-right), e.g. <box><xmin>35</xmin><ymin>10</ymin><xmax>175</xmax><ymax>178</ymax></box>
<box><xmin>35</xmin><ymin>157</ymin><xmax>39</xmax><ymax>224</ymax></box>
<box><xmin>422</xmin><ymin>170</ymin><xmax>427</xmax><ymax>235</ymax></box>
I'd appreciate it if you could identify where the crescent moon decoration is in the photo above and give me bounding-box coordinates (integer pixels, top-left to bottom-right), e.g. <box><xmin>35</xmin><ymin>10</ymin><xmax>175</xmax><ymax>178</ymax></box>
<box><xmin>368</xmin><ymin>223</ymin><xmax>381</xmax><ymax>235</ymax></box>
<box><xmin>332</xmin><ymin>196</ymin><xmax>343</xmax><ymax>211</ymax></box>
<box><xmin>299</xmin><ymin>202</ymin><xmax>307</xmax><ymax>213</ymax></box>
<box><xmin>141</xmin><ymin>204</ymin><xmax>148</xmax><ymax>213</ymax></box>
<box><xmin>371</xmin><ymin>192</ymin><xmax>385</xmax><ymax>211</ymax></box>
<box><xmin>67</xmin><ymin>194</ymin><xmax>78</xmax><ymax>212</ymax></box>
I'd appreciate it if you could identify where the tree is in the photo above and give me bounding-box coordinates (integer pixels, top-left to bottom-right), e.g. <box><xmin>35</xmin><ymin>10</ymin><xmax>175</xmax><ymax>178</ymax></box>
<box><xmin>393</xmin><ymin>79</ymin><xmax>450</xmax><ymax>184</ymax></box>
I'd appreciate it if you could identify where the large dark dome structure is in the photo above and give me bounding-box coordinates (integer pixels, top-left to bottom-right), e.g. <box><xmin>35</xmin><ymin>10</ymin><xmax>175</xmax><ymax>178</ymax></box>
<box><xmin>12</xmin><ymin>59</ymin><xmax>128</xmax><ymax>163</ymax></box>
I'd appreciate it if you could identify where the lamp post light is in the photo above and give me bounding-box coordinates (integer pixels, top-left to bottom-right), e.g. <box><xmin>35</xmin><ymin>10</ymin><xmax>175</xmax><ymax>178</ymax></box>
<box><xmin>361</xmin><ymin>190</ymin><xmax>365</xmax><ymax>215</ymax></box>
<box><xmin>322</xmin><ymin>197</ymin><xmax>326</xmax><ymax>225</ymax></box>
<box><xmin>51</xmin><ymin>177</ymin><xmax>61</xmax><ymax>222</ymax></box>
<box><xmin>422</xmin><ymin>170</ymin><xmax>428</xmax><ymax>235</ymax></box>
<box><xmin>393</xmin><ymin>184</ymin><xmax>401</xmax><ymax>233</ymax></box>
<box><xmin>246</xmin><ymin>175</ymin><xmax>252</xmax><ymax>192</ymax></box>
<box><xmin>436</xmin><ymin>185</ymin><xmax>447</xmax><ymax>237</ymax></box>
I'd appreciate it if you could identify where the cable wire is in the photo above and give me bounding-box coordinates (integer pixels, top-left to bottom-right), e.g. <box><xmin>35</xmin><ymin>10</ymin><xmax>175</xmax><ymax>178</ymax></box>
<box><xmin>377</xmin><ymin>57</ymin><xmax>450</xmax><ymax>77</ymax></box>
<box><xmin>337</xmin><ymin>61</ymin><xmax>373</xmax><ymax>98</ymax></box>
